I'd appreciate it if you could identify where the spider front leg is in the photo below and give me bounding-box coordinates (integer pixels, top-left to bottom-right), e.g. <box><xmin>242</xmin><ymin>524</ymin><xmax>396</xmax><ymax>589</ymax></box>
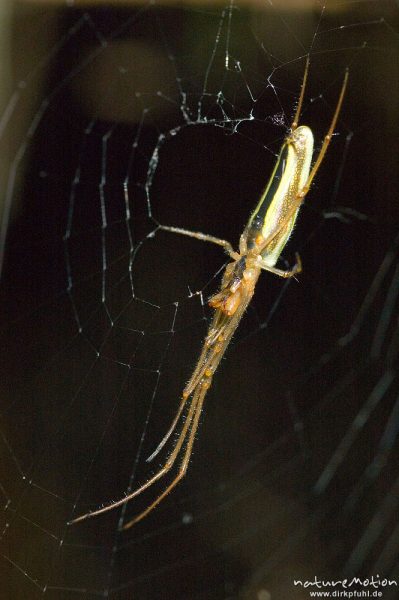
<box><xmin>122</xmin><ymin>381</ymin><xmax>207</xmax><ymax>529</ymax></box>
<box><xmin>69</xmin><ymin>381</ymin><xmax>201</xmax><ymax>526</ymax></box>
<box><xmin>158</xmin><ymin>224</ymin><xmax>238</xmax><ymax>259</ymax></box>
<box><xmin>258</xmin><ymin>252</ymin><xmax>302</xmax><ymax>278</ymax></box>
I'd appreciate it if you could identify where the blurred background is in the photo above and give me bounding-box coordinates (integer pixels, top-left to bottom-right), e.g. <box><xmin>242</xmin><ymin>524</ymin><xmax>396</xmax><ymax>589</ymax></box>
<box><xmin>0</xmin><ymin>1</ymin><xmax>399</xmax><ymax>599</ymax></box>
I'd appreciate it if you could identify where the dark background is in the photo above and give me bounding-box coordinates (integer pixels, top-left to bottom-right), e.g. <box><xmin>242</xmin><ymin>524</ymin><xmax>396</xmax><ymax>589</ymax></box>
<box><xmin>1</xmin><ymin>2</ymin><xmax>399</xmax><ymax>598</ymax></box>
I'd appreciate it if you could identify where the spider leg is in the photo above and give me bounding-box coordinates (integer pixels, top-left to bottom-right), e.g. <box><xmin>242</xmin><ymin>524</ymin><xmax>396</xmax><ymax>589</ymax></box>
<box><xmin>132</xmin><ymin>310</ymin><xmax>233</xmax><ymax>520</ymax></box>
<box><xmin>297</xmin><ymin>69</ymin><xmax>349</xmax><ymax>199</ymax></box>
<box><xmin>291</xmin><ymin>55</ymin><xmax>310</xmax><ymax>131</ymax></box>
<box><xmin>123</xmin><ymin>380</ymin><xmax>207</xmax><ymax>529</ymax></box>
<box><xmin>205</xmin><ymin>320</ymin><xmax>228</xmax><ymax>347</ymax></box>
<box><xmin>158</xmin><ymin>224</ymin><xmax>238</xmax><ymax>259</ymax></box>
<box><xmin>69</xmin><ymin>386</ymin><xmax>200</xmax><ymax>525</ymax></box>
<box><xmin>146</xmin><ymin>393</ymin><xmax>189</xmax><ymax>462</ymax></box>
<box><xmin>148</xmin><ymin>310</ymin><xmax>225</xmax><ymax>462</ymax></box>
<box><xmin>258</xmin><ymin>252</ymin><xmax>302</xmax><ymax>278</ymax></box>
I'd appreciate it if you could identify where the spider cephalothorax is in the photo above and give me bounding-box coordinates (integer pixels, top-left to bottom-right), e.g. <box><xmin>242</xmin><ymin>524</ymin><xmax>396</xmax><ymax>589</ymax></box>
<box><xmin>208</xmin><ymin>256</ymin><xmax>259</xmax><ymax>316</ymax></box>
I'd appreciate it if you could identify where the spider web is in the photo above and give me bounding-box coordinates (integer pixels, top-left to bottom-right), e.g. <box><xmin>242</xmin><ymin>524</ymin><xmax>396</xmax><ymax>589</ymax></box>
<box><xmin>0</xmin><ymin>1</ymin><xmax>399</xmax><ymax>598</ymax></box>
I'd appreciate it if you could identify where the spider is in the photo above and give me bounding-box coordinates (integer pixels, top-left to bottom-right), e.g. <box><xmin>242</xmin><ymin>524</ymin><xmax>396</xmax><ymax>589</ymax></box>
<box><xmin>71</xmin><ymin>58</ymin><xmax>348</xmax><ymax>529</ymax></box>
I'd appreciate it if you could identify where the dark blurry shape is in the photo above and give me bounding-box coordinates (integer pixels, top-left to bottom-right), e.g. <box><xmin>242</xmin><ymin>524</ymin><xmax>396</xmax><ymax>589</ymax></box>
<box><xmin>72</xmin><ymin>39</ymin><xmax>177</xmax><ymax>123</ymax></box>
